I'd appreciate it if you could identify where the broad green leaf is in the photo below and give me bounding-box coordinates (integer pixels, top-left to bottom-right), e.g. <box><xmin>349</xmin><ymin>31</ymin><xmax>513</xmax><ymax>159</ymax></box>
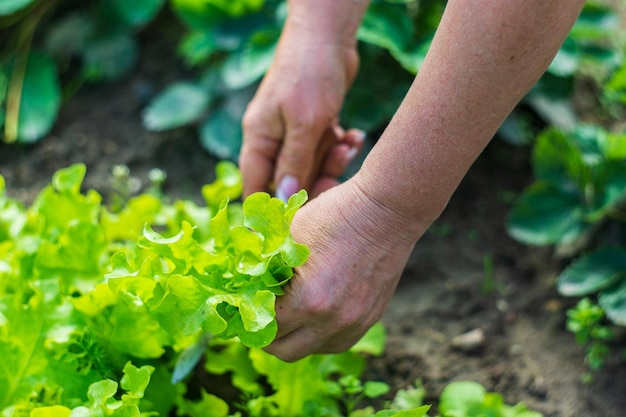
<box><xmin>30</xmin><ymin>405</ymin><xmax>72</xmax><ymax>417</ymax></box>
<box><xmin>364</xmin><ymin>381</ymin><xmax>390</xmax><ymax>398</ymax></box>
<box><xmin>507</xmin><ymin>182</ymin><xmax>587</xmax><ymax>246</ymax></box>
<box><xmin>389</xmin><ymin>37</ymin><xmax>431</xmax><ymax>75</ymax></box>
<box><xmin>0</xmin><ymin>0</ymin><xmax>35</xmax><ymax>15</ymax></box>
<box><xmin>204</xmin><ymin>341</ymin><xmax>263</xmax><ymax>395</ymax></box>
<box><xmin>358</xmin><ymin>2</ymin><xmax>413</xmax><ymax>53</ymax></box>
<box><xmin>10</xmin><ymin>52</ymin><xmax>61</xmax><ymax>143</ymax></box>
<box><xmin>201</xmin><ymin>160</ymin><xmax>243</xmax><ymax>211</ymax></box>
<box><xmin>98</xmin><ymin>301</ymin><xmax>168</xmax><ymax>358</ymax></box>
<box><xmin>206</xmin><ymin>0</ymin><xmax>265</xmax><ymax>17</ymax></box>
<box><xmin>605</xmin><ymin>63</ymin><xmax>626</xmax><ymax>104</ymax></box>
<box><xmin>351</xmin><ymin>322</ymin><xmax>387</xmax><ymax>356</ymax></box>
<box><xmin>208</xmin><ymin>289</ymin><xmax>276</xmax><ymax>333</ymax></box>
<box><xmin>220</xmin><ymin>36</ymin><xmax>277</xmax><ymax>89</ymax></box>
<box><xmin>178</xmin><ymin>390</ymin><xmax>229</xmax><ymax>417</ymax></box>
<box><xmin>599</xmin><ymin>280</ymin><xmax>626</xmax><ymax>326</ymax></box>
<box><xmin>438</xmin><ymin>381</ymin><xmax>485</xmax><ymax>417</ymax></box>
<box><xmin>548</xmin><ymin>38</ymin><xmax>579</xmax><ymax>77</ymax></box>
<box><xmin>601</xmin><ymin>132</ymin><xmax>626</xmax><ymax>160</ymax></box>
<box><xmin>373</xmin><ymin>408</ymin><xmax>430</xmax><ymax>417</ymax></box>
<box><xmin>569</xmin><ymin>3</ymin><xmax>619</xmax><ymax>41</ymax></box>
<box><xmin>243</xmin><ymin>191</ymin><xmax>309</xmax><ymax>267</ymax></box>
<box><xmin>171</xmin><ymin>0</ymin><xmax>226</xmax><ymax>31</ymax></box>
<box><xmin>179</xmin><ymin>31</ymin><xmax>219</xmax><ymax>66</ymax></box>
<box><xmin>531</xmin><ymin>128</ymin><xmax>580</xmax><ymax>184</ymax></box>
<box><xmin>109</xmin><ymin>0</ymin><xmax>165</xmax><ymax>26</ymax></box>
<box><xmin>248</xmin><ymin>349</ymin><xmax>331</xmax><ymax>416</ymax></box>
<box><xmin>83</xmin><ymin>31</ymin><xmax>138</xmax><ymax>81</ymax></box>
<box><xmin>199</xmin><ymin>107</ymin><xmax>242</xmax><ymax>161</ymax></box>
<box><xmin>525</xmin><ymin>93</ymin><xmax>577</xmax><ymax>132</ymax></box>
<box><xmin>44</xmin><ymin>13</ymin><xmax>95</xmax><ymax>58</ymax></box>
<box><xmin>558</xmin><ymin>248</ymin><xmax>626</xmax><ymax>296</ymax></box>
<box><xmin>35</xmin><ymin>221</ymin><xmax>106</xmax><ymax>279</ymax></box>
<box><xmin>142</xmin><ymin>82</ymin><xmax>211</xmax><ymax>131</ymax></box>
<box><xmin>33</xmin><ymin>164</ymin><xmax>102</xmax><ymax>234</ymax></box>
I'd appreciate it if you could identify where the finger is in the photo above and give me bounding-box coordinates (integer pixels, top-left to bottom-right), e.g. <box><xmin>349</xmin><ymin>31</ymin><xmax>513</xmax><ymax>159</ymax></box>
<box><xmin>310</xmin><ymin>176</ymin><xmax>340</xmax><ymax>198</ymax></box>
<box><xmin>240</xmin><ymin>105</ymin><xmax>284</xmax><ymax>197</ymax></box>
<box><xmin>274</xmin><ymin>120</ymin><xmax>333</xmax><ymax>200</ymax></box>
<box><xmin>264</xmin><ymin>327</ymin><xmax>325</xmax><ymax>362</ymax></box>
<box><xmin>320</xmin><ymin>129</ymin><xmax>365</xmax><ymax>179</ymax></box>
<box><xmin>239</xmin><ymin>136</ymin><xmax>281</xmax><ymax>197</ymax></box>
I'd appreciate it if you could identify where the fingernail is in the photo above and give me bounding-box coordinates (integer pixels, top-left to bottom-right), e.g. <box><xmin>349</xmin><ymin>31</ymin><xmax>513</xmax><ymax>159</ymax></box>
<box><xmin>346</xmin><ymin>146</ymin><xmax>358</xmax><ymax>163</ymax></box>
<box><xmin>354</xmin><ymin>129</ymin><xmax>366</xmax><ymax>143</ymax></box>
<box><xmin>276</xmin><ymin>175</ymin><xmax>299</xmax><ymax>202</ymax></box>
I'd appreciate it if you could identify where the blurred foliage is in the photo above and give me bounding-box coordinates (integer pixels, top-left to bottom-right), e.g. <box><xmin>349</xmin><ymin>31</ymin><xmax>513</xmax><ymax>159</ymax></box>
<box><xmin>1</xmin><ymin>0</ymin><xmax>623</xmax><ymax>157</ymax></box>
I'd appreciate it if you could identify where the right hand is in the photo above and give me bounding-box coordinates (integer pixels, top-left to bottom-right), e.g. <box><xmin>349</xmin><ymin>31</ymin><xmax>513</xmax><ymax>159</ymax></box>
<box><xmin>240</xmin><ymin>26</ymin><xmax>361</xmax><ymax>199</ymax></box>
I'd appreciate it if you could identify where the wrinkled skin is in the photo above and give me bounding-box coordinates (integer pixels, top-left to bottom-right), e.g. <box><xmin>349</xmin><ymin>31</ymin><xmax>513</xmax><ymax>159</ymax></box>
<box><xmin>240</xmin><ymin>26</ymin><xmax>362</xmax><ymax>198</ymax></box>
<box><xmin>265</xmin><ymin>177</ymin><xmax>425</xmax><ymax>362</ymax></box>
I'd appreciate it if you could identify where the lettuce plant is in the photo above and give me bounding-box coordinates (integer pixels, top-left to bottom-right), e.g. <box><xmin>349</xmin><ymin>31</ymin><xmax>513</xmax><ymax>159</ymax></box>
<box><xmin>0</xmin><ymin>161</ymin><xmax>436</xmax><ymax>417</ymax></box>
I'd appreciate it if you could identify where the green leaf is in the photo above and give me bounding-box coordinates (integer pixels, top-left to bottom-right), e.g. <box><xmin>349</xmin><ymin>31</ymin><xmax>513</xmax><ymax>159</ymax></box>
<box><xmin>11</xmin><ymin>52</ymin><xmax>61</xmax><ymax>143</ymax></box>
<box><xmin>143</xmin><ymin>82</ymin><xmax>211</xmax><ymax>131</ymax></box>
<box><xmin>364</xmin><ymin>381</ymin><xmax>390</xmax><ymax>398</ymax></box>
<box><xmin>358</xmin><ymin>2</ymin><xmax>413</xmax><ymax>53</ymax></box>
<box><xmin>178</xmin><ymin>31</ymin><xmax>219</xmax><ymax>66</ymax></box>
<box><xmin>0</xmin><ymin>0</ymin><xmax>35</xmax><ymax>15</ymax></box>
<box><xmin>30</xmin><ymin>406</ymin><xmax>72</xmax><ymax>417</ymax></box>
<box><xmin>220</xmin><ymin>36</ymin><xmax>277</xmax><ymax>89</ymax></box>
<box><xmin>171</xmin><ymin>0</ymin><xmax>226</xmax><ymax>30</ymax></box>
<box><xmin>389</xmin><ymin>37</ymin><xmax>431</xmax><ymax>75</ymax></box>
<box><xmin>439</xmin><ymin>381</ymin><xmax>486</xmax><ymax>417</ymax></box>
<box><xmin>44</xmin><ymin>13</ymin><xmax>95</xmax><ymax>59</ymax></box>
<box><xmin>83</xmin><ymin>31</ymin><xmax>138</xmax><ymax>81</ymax></box>
<box><xmin>201</xmin><ymin>160</ymin><xmax>243</xmax><ymax>212</ymax></box>
<box><xmin>507</xmin><ymin>182</ymin><xmax>587</xmax><ymax>246</ymax></box>
<box><xmin>570</xmin><ymin>3</ymin><xmax>619</xmax><ymax>41</ymax></box>
<box><xmin>243</xmin><ymin>191</ymin><xmax>309</xmax><ymax>267</ymax></box>
<box><xmin>177</xmin><ymin>390</ymin><xmax>230</xmax><ymax>417</ymax></box>
<box><xmin>373</xmin><ymin>407</ymin><xmax>430</xmax><ymax>417</ymax></box>
<box><xmin>548</xmin><ymin>38</ymin><xmax>580</xmax><ymax>77</ymax></box>
<box><xmin>109</xmin><ymin>0</ymin><xmax>165</xmax><ymax>26</ymax></box>
<box><xmin>248</xmin><ymin>349</ymin><xmax>331</xmax><ymax>416</ymax></box>
<box><xmin>199</xmin><ymin>107</ymin><xmax>243</xmax><ymax>161</ymax></box>
<box><xmin>605</xmin><ymin>63</ymin><xmax>626</xmax><ymax>104</ymax></box>
<box><xmin>599</xmin><ymin>279</ymin><xmax>626</xmax><ymax>326</ymax></box>
<box><xmin>531</xmin><ymin>127</ymin><xmax>588</xmax><ymax>189</ymax></box>
<box><xmin>120</xmin><ymin>362</ymin><xmax>154</xmax><ymax>399</ymax></box>
<box><xmin>351</xmin><ymin>322</ymin><xmax>387</xmax><ymax>356</ymax></box>
<box><xmin>558</xmin><ymin>248</ymin><xmax>626</xmax><ymax>296</ymax></box>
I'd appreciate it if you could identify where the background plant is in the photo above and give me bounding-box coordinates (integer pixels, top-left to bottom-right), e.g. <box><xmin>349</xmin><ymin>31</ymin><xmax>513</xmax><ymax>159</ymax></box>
<box><xmin>506</xmin><ymin>1</ymin><xmax>626</xmax><ymax>372</ymax></box>
<box><xmin>3</xmin><ymin>0</ymin><xmax>621</xmax><ymax>159</ymax></box>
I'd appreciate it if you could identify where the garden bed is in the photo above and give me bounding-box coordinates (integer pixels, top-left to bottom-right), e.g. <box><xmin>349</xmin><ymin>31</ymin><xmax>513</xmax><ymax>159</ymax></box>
<box><xmin>1</xmin><ymin>24</ymin><xmax>626</xmax><ymax>417</ymax></box>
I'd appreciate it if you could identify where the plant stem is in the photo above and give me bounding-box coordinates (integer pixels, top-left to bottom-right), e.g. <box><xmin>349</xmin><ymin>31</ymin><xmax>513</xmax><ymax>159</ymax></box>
<box><xmin>4</xmin><ymin>0</ymin><xmax>59</xmax><ymax>143</ymax></box>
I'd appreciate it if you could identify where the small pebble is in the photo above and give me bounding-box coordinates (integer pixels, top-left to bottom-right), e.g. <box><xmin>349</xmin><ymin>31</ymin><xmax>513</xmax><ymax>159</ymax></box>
<box><xmin>451</xmin><ymin>328</ymin><xmax>485</xmax><ymax>352</ymax></box>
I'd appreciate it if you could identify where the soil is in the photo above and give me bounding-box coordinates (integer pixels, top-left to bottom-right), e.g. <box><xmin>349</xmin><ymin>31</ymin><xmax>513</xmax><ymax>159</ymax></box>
<box><xmin>2</xmin><ymin>19</ymin><xmax>626</xmax><ymax>417</ymax></box>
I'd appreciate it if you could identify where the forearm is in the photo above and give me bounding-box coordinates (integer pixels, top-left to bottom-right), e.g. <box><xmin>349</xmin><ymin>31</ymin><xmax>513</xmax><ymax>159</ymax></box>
<box><xmin>356</xmin><ymin>0</ymin><xmax>585</xmax><ymax>237</ymax></box>
<box><xmin>284</xmin><ymin>0</ymin><xmax>370</xmax><ymax>48</ymax></box>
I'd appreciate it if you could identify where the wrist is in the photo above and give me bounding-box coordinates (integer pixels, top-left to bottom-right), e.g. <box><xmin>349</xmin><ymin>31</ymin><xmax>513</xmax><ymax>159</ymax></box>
<box><xmin>344</xmin><ymin>174</ymin><xmax>431</xmax><ymax>246</ymax></box>
<box><xmin>284</xmin><ymin>0</ymin><xmax>369</xmax><ymax>49</ymax></box>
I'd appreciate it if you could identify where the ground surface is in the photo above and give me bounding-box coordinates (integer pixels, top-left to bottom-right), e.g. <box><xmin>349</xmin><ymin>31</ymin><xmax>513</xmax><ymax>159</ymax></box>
<box><xmin>1</xmin><ymin>23</ymin><xmax>626</xmax><ymax>417</ymax></box>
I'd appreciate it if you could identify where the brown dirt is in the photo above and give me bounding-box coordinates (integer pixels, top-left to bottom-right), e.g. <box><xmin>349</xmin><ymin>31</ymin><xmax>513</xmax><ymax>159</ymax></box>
<box><xmin>1</xmin><ymin>21</ymin><xmax>626</xmax><ymax>417</ymax></box>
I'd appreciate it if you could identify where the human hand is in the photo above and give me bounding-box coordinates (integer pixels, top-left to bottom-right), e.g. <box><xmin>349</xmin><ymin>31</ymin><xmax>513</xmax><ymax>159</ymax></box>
<box><xmin>265</xmin><ymin>178</ymin><xmax>426</xmax><ymax>362</ymax></box>
<box><xmin>240</xmin><ymin>27</ymin><xmax>361</xmax><ymax>199</ymax></box>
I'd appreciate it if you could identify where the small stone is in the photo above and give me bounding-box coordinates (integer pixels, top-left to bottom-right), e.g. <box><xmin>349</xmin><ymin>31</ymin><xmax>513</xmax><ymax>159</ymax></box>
<box><xmin>510</xmin><ymin>344</ymin><xmax>523</xmax><ymax>356</ymax></box>
<box><xmin>451</xmin><ymin>328</ymin><xmax>485</xmax><ymax>352</ymax></box>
